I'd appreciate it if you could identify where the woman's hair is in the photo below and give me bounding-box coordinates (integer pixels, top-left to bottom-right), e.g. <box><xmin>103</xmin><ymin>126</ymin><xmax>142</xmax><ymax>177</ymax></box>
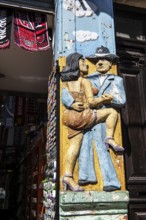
<box><xmin>60</xmin><ymin>52</ymin><xmax>83</xmax><ymax>82</ymax></box>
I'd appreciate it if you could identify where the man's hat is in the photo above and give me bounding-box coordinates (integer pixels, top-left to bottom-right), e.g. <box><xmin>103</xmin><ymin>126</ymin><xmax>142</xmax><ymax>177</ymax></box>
<box><xmin>86</xmin><ymin>46</ymin><xmax>119</xmax><ymax>62</ymax></box>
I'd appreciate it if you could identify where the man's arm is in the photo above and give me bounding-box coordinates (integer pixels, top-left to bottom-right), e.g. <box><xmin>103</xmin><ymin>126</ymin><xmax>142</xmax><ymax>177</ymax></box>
<box><xmin>82</xmin><ymin>78</ymin><xmax>113</xmax><ymax>108</ymax></box>
<box><xmin>62</xmin><ymin>88</ymin><xmax>74</xmax><ymax>108</ymax></box>
<box><xmin>109</xmin><ymin>77</ymin><xmax>126</xmax><ymax>108</ymax></box>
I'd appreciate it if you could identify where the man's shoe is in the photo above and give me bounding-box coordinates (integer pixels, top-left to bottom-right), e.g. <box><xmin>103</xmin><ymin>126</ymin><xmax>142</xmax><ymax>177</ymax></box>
<box><xmin>103</xmin><ymin>186</ymin><xmax>121</xmax><ymax>192</ymax></box>
<box><xmin>78</xmin><ymin>180</ymin><xmax>97</xmax><ymax>186</ymax></box>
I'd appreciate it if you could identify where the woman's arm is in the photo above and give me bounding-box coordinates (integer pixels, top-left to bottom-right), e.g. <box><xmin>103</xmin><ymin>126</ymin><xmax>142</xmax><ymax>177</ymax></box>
<box><xmin>62</xmin><ymin>83</ymin><xmax>84</xmax><ymax>111</ymax></box>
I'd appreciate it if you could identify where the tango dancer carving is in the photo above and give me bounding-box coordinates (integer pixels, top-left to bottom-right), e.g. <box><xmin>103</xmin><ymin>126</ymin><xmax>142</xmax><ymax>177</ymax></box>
<box><xmin>61</xmin><ymin>48</ymin><xmax>125</xmax><ymax>192</ymax></box>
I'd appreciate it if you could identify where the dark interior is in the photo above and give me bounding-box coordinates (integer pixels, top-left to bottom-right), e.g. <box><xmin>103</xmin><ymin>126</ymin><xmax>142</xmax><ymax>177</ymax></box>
<box><xmin>0</xmin><ymin>5</ymin><xmax>54</xmax><ymax>220</ymax></box>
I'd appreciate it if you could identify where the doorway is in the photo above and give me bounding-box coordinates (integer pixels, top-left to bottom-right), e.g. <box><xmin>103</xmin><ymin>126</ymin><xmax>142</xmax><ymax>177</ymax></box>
<box><xmin>114</xmin><ymin>4</ymin><xmax>146</xmax><ymax>220</ymax></box>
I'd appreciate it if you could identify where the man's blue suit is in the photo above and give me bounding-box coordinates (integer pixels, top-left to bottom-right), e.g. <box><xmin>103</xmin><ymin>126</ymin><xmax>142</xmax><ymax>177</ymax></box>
<box><xmin>62</xmin><ymin>72</ymin><xmax>126</xmax><ymax>189</ymax></box>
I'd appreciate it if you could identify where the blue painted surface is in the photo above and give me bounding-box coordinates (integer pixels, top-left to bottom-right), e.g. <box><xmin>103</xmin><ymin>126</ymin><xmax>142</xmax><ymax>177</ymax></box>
<box><xmin>54</xmin><ymin>0</ymin><xmax>116</xmax><ymax>60</ymax></box>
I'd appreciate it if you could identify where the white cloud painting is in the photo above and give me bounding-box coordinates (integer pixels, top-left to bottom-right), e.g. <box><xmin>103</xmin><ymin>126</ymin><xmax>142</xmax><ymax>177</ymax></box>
<box><xmin>73</xmin><ymin>30</ymin><xmax>98</xmax><ymax>42</ymax></box>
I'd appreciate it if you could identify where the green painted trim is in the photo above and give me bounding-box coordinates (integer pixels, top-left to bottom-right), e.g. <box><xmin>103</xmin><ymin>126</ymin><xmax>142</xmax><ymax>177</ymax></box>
<box><xmin>60</xmin><ymin>191</ymin><xmax>129</xmax><ymax>203</ymax></box>
<box><xmin>60</xmin><ymin>214</ymin><xmax>128</xmax><ymax>220</ymax></box>
<box><xmin>60</xmin><ymin>191</ymin><xmax>129</xmax><ymax>217</ymax></box>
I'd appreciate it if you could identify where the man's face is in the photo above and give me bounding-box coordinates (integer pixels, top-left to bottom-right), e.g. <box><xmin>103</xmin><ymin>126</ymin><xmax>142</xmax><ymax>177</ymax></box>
<box><xmin>95</xmin><ymin>59</ymin><xmax>112</xmax><ymax>74</ymax></box>
<box><xmin>79</xmin><ymin>58</ymin><xmax>88</xmax><ymax>76</ymax></box>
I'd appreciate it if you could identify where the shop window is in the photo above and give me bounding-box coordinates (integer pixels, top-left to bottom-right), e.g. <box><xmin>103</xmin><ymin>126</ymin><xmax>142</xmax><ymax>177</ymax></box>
<box><xmin>114</xmin><ymin>8</ymin><xmax>146</xmax><ymax>41</ymax></box>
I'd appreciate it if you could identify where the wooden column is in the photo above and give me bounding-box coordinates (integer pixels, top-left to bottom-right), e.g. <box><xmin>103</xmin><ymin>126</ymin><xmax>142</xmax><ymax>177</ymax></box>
<box><xmin>54</xmin><ymin>0</ymin><xmax>129</xmax><ymax>219</ymax></box>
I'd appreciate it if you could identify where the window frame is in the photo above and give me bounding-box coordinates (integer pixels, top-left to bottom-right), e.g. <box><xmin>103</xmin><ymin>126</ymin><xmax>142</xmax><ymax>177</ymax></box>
<box><xmin>0</xmin><ymin>0</ymin><xmax>55</xmax><ymax>14</ymax></box>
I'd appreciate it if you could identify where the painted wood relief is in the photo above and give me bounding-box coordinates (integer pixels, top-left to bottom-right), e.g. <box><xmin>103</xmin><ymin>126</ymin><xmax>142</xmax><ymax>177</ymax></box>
<box><xmin>61</xmin><ymin>47</ymin><xmax>126</xmax><ymax>192</ymax></box>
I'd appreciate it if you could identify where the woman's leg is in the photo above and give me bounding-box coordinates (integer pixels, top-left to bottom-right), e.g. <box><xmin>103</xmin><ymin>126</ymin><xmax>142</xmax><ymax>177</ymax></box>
<box><xmin>63</xmin><ymin>132</ymin><xmax>83</xmax><ymax>189</ymax></box>
<box><xmin>96</xmin><ymin>108</ymin><xmax>118</xmax><ymax>136</ymax></box>
<box><xmin>96</xmin><ymin>108</ymin><xmax>119</xmax><ymax>147</ymax></box>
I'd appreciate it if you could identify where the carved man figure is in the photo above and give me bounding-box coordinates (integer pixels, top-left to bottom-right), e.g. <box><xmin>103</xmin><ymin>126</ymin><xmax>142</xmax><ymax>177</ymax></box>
<box><xmin>62</xmin><ymin>46</ymin><xmax>126</xmax><ymax>191</ymax></box>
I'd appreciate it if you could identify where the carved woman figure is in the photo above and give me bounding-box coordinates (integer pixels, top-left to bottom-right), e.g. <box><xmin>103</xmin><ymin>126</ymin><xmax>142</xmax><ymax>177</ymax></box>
<box><xmin>61</xmin><ymin>52</ymin><xmax>124</xmax><ymax>192</ymax></box>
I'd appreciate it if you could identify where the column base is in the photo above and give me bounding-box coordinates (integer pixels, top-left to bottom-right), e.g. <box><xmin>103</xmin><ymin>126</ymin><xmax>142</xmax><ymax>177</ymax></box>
<box><xmin>60</xmin><ymin>190</ymin><xmax>129</xmax><ymax>220</ymax></box>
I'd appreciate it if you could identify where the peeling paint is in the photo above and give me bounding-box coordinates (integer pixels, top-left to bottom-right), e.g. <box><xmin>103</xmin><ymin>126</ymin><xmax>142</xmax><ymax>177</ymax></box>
<box><xmin>116</xmin><ymin>159</ymin><xmax>121</xmax><ymax>169</ymax></box>
<box><xmin>112</xmin><ymin>194</ymin><xmax>120</xmax><ymax>201</ymax></box>
<box><xmin>54</xmin><ymin>0</ymin><xmax>116</xmax><ymax>59</ymax></box>
<box><xmin>65</xmin><ymin>41</ymin><xmax>74</xmax><ymax>50</ymax></box>
<box><xmin>63</xmin><ymin>0</ymin><xmax>97</xmax><ymax>17</ymax></box>
<box><xmin>101</xmin><ymin>22</ymin><xmax>112</xmax><ymax>29</ymax></box>
<box><xmin>109</xmin><ymin>84</ymin><xmax>123</xmax><ymax>104</ymax></box>
<box><xmin>124</xmin><ymin>195</ymin><xmax>129</xmax><ymax>201</ymax></box>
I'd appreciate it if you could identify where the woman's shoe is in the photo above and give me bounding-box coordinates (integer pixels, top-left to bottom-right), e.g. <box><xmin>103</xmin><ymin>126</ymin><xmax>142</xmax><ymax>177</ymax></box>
<box><xmin>105</xmin><ymin>137</ymin><xmax>124</xmax><ymax>152</ymax></box>
<box><xmin>62</xmin><ymin>175</ymin><xmax>84</xmax><ymax>192</ymax></box>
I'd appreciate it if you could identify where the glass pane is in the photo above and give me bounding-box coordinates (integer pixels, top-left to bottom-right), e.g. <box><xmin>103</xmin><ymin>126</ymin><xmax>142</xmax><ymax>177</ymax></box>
<box><xmin>114</xmin><ymin>11</ymin><xmax>146</xmax><ymax>41</ymax></box>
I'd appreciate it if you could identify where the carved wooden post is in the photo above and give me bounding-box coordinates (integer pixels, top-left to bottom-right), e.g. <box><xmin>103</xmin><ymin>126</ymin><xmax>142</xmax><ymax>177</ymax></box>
<box><xmin>54</xmin><ymin>0</ymin><xmax>129</xmax><ymax>219</ymax></box>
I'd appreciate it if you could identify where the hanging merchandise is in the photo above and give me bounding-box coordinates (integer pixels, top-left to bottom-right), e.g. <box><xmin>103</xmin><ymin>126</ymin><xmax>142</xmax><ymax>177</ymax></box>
<box><xmin>14</xmin><ymin>96</ymin><xmax>26</xmax><ymax>126</ymax></box>
<box><xmin>4</xmin><ymin>96</ymin><xmax>15</xmax><ymax>128</ymax></box>
<box><xmin>14</xmin><ymin>10</ymin><xmax>50</xmax><ymax>51</ymax></box>
<box><xmin>26</xmin><ymin>97</ymin><xmax>37</xmax><ymax>125</ymax></box>
<box><xmin>0</xmin><ymin>8</ymin><xmax>13</xmax><ymax>48</ymax></box>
